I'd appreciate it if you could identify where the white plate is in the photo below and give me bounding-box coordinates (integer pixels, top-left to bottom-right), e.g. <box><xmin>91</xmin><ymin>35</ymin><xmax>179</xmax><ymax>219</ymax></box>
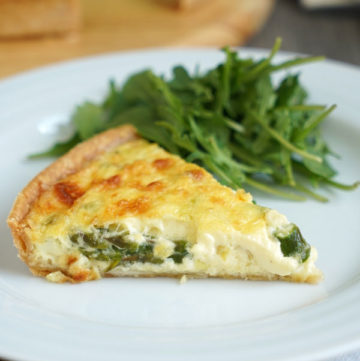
<box><xmin>0</xmin><ymin>48</ymin><xmax>359</xmax><ymax>361</ymax></box>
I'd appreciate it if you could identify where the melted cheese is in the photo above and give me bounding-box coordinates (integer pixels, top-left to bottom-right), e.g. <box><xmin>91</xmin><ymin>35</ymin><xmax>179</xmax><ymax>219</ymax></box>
<box><xmin>24</xmin><ymin>139</ymin><xmax>322</xmax><ymax>283</ymax></box>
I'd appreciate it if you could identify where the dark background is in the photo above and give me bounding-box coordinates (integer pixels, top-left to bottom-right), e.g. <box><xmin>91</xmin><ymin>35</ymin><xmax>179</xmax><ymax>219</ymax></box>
<box><xmin>249</xmin><ymin>0</ymin><xmax>360</xmax><ymax>65</ymax></box>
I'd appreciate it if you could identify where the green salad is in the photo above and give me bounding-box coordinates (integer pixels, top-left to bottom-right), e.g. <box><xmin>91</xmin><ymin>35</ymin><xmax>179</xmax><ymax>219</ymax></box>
<box><xmin>31</xmin><ymin>38</ymin><xmax>359</xmax><ymax>201</ymax></box>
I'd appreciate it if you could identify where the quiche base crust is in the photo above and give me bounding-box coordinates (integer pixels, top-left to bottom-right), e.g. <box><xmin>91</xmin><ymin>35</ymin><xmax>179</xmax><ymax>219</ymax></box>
<box><xmin>7</xmin><ymin>125</ymin><xmax>139</xmax><ymax>277</ymax></box>
<box><xmin>104</xmin><ymin>272</ymin><xmax>320</xmax><ymax>284</ymax></box>
<box><xmin>37</xmin><ymin>269</ymin><xmax>320</xmax><ymax>284</ymax></box>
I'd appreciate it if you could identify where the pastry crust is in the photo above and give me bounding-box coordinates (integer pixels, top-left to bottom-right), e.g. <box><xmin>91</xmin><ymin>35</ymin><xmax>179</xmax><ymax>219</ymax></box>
<box><xmin>106</xmin><ymin>272</ymin><xmax>320</xmax><ymax>284</ymax></box>
<box><xmin>7</xmin><ymin>125</ymin><xmax>139</xmax><ymax>277</ymax></box>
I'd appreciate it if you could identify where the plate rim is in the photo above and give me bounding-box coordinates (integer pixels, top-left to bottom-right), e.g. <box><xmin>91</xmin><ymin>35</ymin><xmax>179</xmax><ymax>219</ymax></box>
<box><xmin>1</xmin><ymin>47</ymin><xmax>360</xmax><ymax>361</ymax></box>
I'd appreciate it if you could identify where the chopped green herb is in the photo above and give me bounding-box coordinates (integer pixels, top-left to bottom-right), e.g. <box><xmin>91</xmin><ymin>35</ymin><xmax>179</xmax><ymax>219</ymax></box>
<box><xmin>69</xmin><ymin>228</ymin><xmax>189</xmax><ymax>266</ymax></box>
<box><xmin>276</xmin><ymin>225</ymin><xmax>311</xmax><ymax>263</ymax></box>
<box><xmin>30</xmin><ymin>38</ymin><xmax>359</xmax><ymax>201</ymax></box>
<box><xmin>168</xmin><ymin>240</ymin><xmax>190</xmax><ymax>264</ymax></box>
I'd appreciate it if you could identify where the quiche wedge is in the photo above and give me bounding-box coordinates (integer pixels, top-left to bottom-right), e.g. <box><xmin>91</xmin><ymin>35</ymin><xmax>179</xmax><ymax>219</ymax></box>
<box><xmin>7</xmin><ymin>125</ymin><xmax>322</xmax><ymax>283</ymax></box>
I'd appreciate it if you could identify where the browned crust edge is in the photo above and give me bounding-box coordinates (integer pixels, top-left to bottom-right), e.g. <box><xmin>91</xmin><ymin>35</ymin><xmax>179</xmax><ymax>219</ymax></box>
<box><xmin>7</xmin><ymin>125</ymin><xmax>139</xmax><ymax>275</ymax></box>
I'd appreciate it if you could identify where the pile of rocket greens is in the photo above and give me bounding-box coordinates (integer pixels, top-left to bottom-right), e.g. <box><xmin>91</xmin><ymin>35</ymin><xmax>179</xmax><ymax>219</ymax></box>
<box><xmin>31</xmin><ymin>39</ymin><xmax>358</xmax><ymax>201</ymax></box>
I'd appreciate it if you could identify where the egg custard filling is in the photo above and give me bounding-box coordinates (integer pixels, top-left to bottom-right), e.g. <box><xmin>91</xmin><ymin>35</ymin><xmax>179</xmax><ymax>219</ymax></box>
<box><xmin>33</xmin><ymin>209</ymin><xmax>318</xmax><ymax>283</ymax></box>
<box><xmin>9</xmin><ymin>127</ymin><xmax>322</xmax><ymax>283</ymax></box>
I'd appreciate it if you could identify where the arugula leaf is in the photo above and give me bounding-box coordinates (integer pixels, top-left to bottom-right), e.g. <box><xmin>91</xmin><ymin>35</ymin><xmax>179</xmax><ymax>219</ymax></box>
<box><xmin>72</xmin><ymin>102</ymin><xmax>104</xmax><ymax>140</ymax></box>
<box><xmin>276</xmin><ymin>75</ymin><xmax>307</xmax><ymax>107</ymax></box>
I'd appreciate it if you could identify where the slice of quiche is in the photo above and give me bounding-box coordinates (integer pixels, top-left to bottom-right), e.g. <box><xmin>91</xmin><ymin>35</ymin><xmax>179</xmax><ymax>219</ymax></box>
<box><xmin>7</xmin><ymin>125</ymin><xmax>322</xmax><ymax>283</ymax></box>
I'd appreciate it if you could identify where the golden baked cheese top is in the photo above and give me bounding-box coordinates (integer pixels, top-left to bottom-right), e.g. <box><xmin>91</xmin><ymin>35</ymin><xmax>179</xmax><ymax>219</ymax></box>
<box><xmin>27</xmin><ymin>139</ymin><xmax>266</xmax><ymax>243</ymax></box>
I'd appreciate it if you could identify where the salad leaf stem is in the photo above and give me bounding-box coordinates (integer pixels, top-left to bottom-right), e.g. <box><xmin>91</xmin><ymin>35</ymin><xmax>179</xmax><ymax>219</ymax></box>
<box><xmin>249</xmin><ymin>112</ymin><xmax>323</xmax><ymax>163</ymax></box>
<box><xmin>245</xmin><ymin>177</ymin><xmax>306</xmax><ymax>201</ymax></box>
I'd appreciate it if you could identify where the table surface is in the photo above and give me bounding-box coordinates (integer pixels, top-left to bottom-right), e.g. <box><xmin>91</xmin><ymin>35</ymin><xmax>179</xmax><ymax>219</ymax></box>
<box><xmin>1</xmin><ymin>1</ymin><xmax>359</xmax><ymax>361</ymax></box>
<box><xmin>0</xmin><ymin>0</ymin><xmax>275</xmax><ymax>79</ymax></box>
